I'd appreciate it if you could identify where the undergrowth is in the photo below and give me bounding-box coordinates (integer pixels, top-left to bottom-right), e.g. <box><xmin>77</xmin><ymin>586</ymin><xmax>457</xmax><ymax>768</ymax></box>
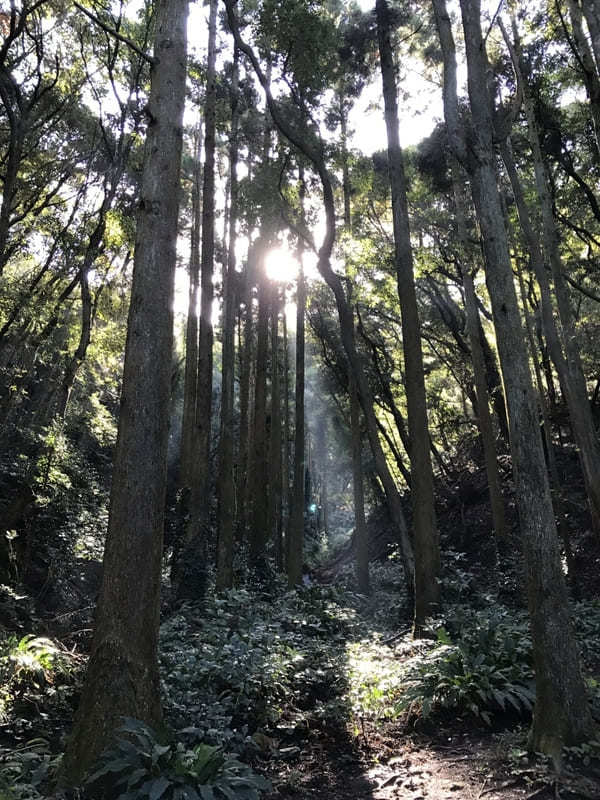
<box><xmin>2</xmin><ymin>558</ymin><xmax>600</xmax><ymax>797</ymax></box>
<box><xmin>159</xmin><ymin>582</ymin><xmax>360</xmax><ymax>756</ymax></box>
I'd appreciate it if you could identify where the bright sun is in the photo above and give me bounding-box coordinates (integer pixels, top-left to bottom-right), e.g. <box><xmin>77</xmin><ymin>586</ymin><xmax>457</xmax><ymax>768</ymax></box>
<box><xmin>265</xmin><ymin>247</ymin><xmax>299</xmax><ymax>283</ymax></box>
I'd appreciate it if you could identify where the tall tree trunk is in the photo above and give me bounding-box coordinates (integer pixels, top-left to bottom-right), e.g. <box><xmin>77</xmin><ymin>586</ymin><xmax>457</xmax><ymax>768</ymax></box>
<box><xmin>582</xmin><ymin>0</ymin><xmax>600</xmax><ymax>74</ymax></box>
<box><xmin>501</xmin><ymin>134</ymin><xmax>593</xmax><ymax>510</ymax></box>
<box><xmin>350</xmin><ymin>363</ymin><xmax>369</xmax><ymax>595</ymax></box>
<box><xmin>514</xmin><ymin>255</ymin><xmax>579</xmax><ymax>594</ymax></box>
<box><xmin>566</xmin><ymin>0</ymin><xmax>600</xmax><ymax>161</ymax></box>
<box><xmin>282</xmin><ymin>305</ymin><xmax>292</xmax><ymax>542</ymax></box>
<box><xmin>269</xmin><ymin>285</ymin><xmax>284</xmax><ymax>570</ymax></box>
<box><xmin>250</xmin><ymin>244</ymin><xmax>271</xmax><ymax>568</ymax></box>
<box><xmin>216</xmin><ymin>46</ymin><xmax>239</xmax><ymax>590</ymax></box>
<box><xmin>376</xmin><ymin>0</ymin><xmax>440</xmax><ymax>630</ymax></box>
<box><xmin>451</xmin><ymin>161</ymin><xmax>507</xmax><ymax>548</ymax></box>
<box><xmin>0</xmin><ymin>113</ymin><xmax>24</xmax><ymax>274</ymax></box>
<box><xmin>178</xmin><ymin>0</ymin><xmax>218</xmax><ymax>599</ymax></box>
<box><xmin>340</xmin><ymin>94</ymin><xmax>352</xmax><ymax>231</ymax></box>
<box><xmin>433</xmin><ymin>0</ymin><xmax>592</xmax><ymax>753</ymax></box>
<box><xmin>61</xmin><ymin>0</ymin><xmax>188</xmax><ymax>780</ymax></box>
<box><xmin>180</xmin><ymin>121</ymin><xmax>202</xmax><ymax>487</ymax></box>
<box><xmin>502</xmin><ymin>18</ymin><xmax>600</xmax><ymax>533</ymax></box>
<box><xmin>236</xmin><ymin>246</ymin><xmax>255</xmax><ymax>541</ymax></box>
<box><xmin>288</xmin><ymin>253</ymin><xmax>306</xmax><ymax>587</ymax></box>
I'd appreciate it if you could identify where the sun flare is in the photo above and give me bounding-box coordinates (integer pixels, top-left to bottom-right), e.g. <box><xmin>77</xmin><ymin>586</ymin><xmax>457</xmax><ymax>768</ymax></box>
<box><xmin>265</xmin><ymin>247</ymin><xmax>299</xmax><ymax>283</ymax></box>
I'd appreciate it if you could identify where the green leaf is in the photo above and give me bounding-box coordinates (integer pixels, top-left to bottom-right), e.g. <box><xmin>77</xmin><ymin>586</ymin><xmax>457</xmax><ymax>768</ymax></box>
<box><xmin>436</xmin><ymin>627</ymin><xmax>452</xmax><ymax>645</ymax></box>
<box><xmin>151</xmin><ymin>743</ymin><xmax>172</xmax><ymax>765</ymax></box>
<box><xmin>216</xmin><ymin>784</ymin><xmax>236</xmax><ymax>800</ymax></box>
<box><xmin>126</xmin><ymin>767</ymin><xmax>149</xmax><ymax>788</ymax></box>
<box><xmin>86</xmin><ymin>758</ymin><xmax>130</xmax><ymax>783</ymax></box>
<box><xmin>149</xmin><ymin>776</ymin><xmax>171</xmax><ymax>799</ymax></box>
<box><xmin>492</xmin><ymin>689</ymin><xmax>506</xmax><ymax>710</ymax></box>
<box><xmin>504</xmin><ymin>691</ymin><xmax>523</xmax><ymax>713</ymax></box>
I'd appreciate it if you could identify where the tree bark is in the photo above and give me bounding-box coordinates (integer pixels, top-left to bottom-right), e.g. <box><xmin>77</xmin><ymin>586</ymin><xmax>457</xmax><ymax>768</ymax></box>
<box><xmin>350</xmin><ymin>364</ymin><xmax>370</xmax><ymax>595</ymax></box>
<box><xmin>288</xmin><ymin>254</ymin><xmax>306</xmax><ymax>587</ymax></box>
<box><xmin>216</xmin><ymin>46</ymin><xmax>239</xmax><ymax>590</ymax></box>
<box><xmin>236</xmin><ymin>245</ymin><xmax>255</xmax><ymax>541</ymax></box>
<box><xmin>61</xmin><ymin>0</ymin><xmax>188</xmax><ymax>781</ymax></box>
<box><xmin>269</xmin><ymin>285</ymin><xmax>284</xmax><ymax>571</ymax></box>
<box><xmin>582</xmin><ymin>0</ymin><xmax>600</xmax><ymax>74</ymax></box>
<box><xmin>177</xmin><ymin>0</ymin><xmax>218</xmax><ymax>600</ymax></box>
<box><xmin>451</xmin><ymin>161</ymin><xmax>507</xmax><ymax>548</ymax></box>
<box><xmin>180</xmin><ymin>121</ymin><xmax>202</xmax><ymax>487</ymax></box>
<box><xmin>376</xmin><ymin>0</ymin><xmax>440</xmax><ymax>630</ymax></box>
<box><xmin>566</xmin><ymin>0</ymin><xmax>600</xmax><ymax>161</ymax></box>
<box><xmin>433</xmin><ymin>0</ymin><xmax>592</xmax><ymax>753</ymax></box>
<box><xmin>502</xmin><ymin>18</ymin><xmax>600</xmax><ymax>534</ymax></box>
<box><xmin>250</xmin><ymin>243</ymin><xmax>271</xmax><ymax>568</ymax></box>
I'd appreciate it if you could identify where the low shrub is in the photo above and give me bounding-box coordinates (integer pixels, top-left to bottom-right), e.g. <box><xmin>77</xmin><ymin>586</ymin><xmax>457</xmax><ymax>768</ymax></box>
<box><xmin>396</xmin><ymin>605</ymin><xmax>535</xmax><ymax>724</ymax></box>
<box><xmin>0</xmin><ymin>737</ymin><xmax>59</xmax><ymax>800</ymax></box>
<box><xmin>159</xmin><ymin>586</ymin><xmax>357</xmax><ymax>753</ymax></box>
<box><xmin>86</xmin><ymin>718</ymin><xmax>270</xmax><ymax>800</ymax></box>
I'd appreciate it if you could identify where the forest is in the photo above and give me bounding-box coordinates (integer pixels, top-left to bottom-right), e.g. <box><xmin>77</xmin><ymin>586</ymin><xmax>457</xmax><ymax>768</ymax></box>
<box><xmin>1</xmin><ymin>0</ymin><xmax>600</xmax><ymax>797</ymax></box>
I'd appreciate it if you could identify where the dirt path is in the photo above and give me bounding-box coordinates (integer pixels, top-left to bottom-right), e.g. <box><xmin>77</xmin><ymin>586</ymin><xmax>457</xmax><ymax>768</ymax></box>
<box><xmin>263</xmin><ymin>719</ymin><xmax>600</xmax><ymax>800</ymax></box>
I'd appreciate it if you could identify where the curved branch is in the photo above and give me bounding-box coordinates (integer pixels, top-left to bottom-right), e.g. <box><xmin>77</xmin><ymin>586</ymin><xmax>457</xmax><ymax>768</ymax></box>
<box><xmin>73</xmin><ymin>2</ymin><xmax>156</xmax><ymax>66</ymax></box>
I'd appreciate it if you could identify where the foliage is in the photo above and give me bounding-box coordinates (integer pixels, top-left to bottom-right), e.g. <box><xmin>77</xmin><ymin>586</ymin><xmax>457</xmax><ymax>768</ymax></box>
<box><xmin>0</xmin><ymin>634</ymin><xmax>73</xmax><ymax>713</ymax></box>
<box><xmin>0</xmin><ymin>635</ymin><xmax>79</xmax><ymax>797</ymax></box>
<box><xmin>0</xmin><ymin>737</ymin><xmax>59</xmax><ymax>800</ymax></box>
<box><xmin>85</xmin><ymin>718</ymin><xmax>270</xmax><ymax>800</ymax></box>
<box><xmin>395</xmin><ymin>606</ymin><xmax>536</xmax><ymax>725</ymax></box>
<box><xmin>160</xmin><ymin>585</ymin><xmax>357</xmax><ymax>754</ymax></box>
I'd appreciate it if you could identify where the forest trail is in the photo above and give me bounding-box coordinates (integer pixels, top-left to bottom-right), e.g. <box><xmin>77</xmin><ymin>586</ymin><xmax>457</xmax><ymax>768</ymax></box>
<box><xmin>2</xmin><ymin>564</ymin><xmax>600</xmax><ymax>799</ymax></box>
<box><xmin>235</xmin><ymin>584</ymin><xmax>600</xmax><ymax>800</ymax></box>
<box><xmin>261</xmin><ymin>659</ymin><xmax>600</xmax><ymax>800</ymax></box>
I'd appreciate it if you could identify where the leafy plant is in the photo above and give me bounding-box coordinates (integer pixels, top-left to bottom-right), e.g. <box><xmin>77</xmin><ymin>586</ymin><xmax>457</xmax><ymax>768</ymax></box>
<box><xmin>86</xmin><ymin>718</ymin><xmax>271</xmax><ymax>800</ymax></box>
<box><xmin>396</xmin><ymin>606</ymin><xmax>536</xmax><ymax>724</ymax></box>
<box><xmin>159</xmin><ymin>585</ymin><xmax>356</xmax><ymax>752</ymax></box>
<box><xmin>0</xmin><ymin>634</ymin><xmax>73</xmax><ymax>706</ymax></box>
<box><xmin>0</xmin><ymin>737</ymin><xmax>59</xmax><ymax>799</ymax></box>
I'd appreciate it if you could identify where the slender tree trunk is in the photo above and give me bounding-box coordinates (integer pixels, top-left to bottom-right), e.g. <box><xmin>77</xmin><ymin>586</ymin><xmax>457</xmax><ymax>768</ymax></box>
<box><xmin>582</xmin><ymin>0</ymin><xmax>600</xmax><ymax>74</ymax></box>
<box><xmin>237</xmin><ymin>247</ymin><xmax>255</xmax><ymax>541</ymax></box>
<box><xmin>216</xmin><ymin>46</ymin><xmax>239</xmax><ymax>590</ymax></box>
<box><xmin>282</xmin><ymin>306</ymin><xmax>292</xmax><ymax>543</ymax></box>
<box><xmin>451</xmin><ymin>162</ymin><xmax>506</xmax><ymax>548</ymax></box>
<box><xmin>340</xmin><ymin>95</ymin><xmax>352</xmax><ymax>231</ymax></box>
<box><xmin>288</xmin><ymin>253</ymin><xmax>306</xmax><ymax>587</ymax></box>
<box><xmin>502</xmin><ymin>19</ymin><xmax>600</xmax><ymax>533</ymax></box>
<box><xmin>178</xmin><ymin>0</ymin><xmax>218</xmax><ymax>599</ymax></box>
<box><xmin>350</xmin><ymin>364</ymin><xmax>369</xmax><ymax>594</ymax></box>
<box><xmin>433</xmin><ymin>0</ymin><xmax>592</xmax><ymax>752</ymax></box>
<box><xmin>567</xmin><ymin>0</ymin><xmax>600</xmax><ymax>161</ymax></box>
<box><xmin>180</xmin><ymin>121</ymin><xmax>202</xmax><ymax>486</ymax></box>
<box><xmin>514</xmin><ymin>257</ymin><xmax>579</xmax><ymax>594</ymax></box>
<box><xmin>250</xmin><ymin>244</ymin><xmax>270</xmax><ymax>568</ymax></box>
<box><xmin>0</xmin><ymin>115</ymin><xmax>24</xmax><ymax>274</ymax></box>
<box><xmin>269</xmin><ymin>285</ymin><xmax>284</xmax><ymax>570</ymax></box>
<box><xmin>61</xmin><ymin>0</ymin><xmax>188</xmax><ymax>780</ymax></box>
<box><xmin>53</xmin><ymin>182</ymin><xmax>120</xmax><ymax>420</ymax></box>
<box><xmin>376</xmin><ymin>0</ymin><xmax>440</xmax><ymax>630</ymax></box>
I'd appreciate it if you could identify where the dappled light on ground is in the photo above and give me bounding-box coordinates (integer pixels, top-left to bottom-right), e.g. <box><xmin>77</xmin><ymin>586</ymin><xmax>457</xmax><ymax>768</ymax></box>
<box><xmin>1</xmin><ymin>562</ymin><xmax>600</xmax><ymax>797</ymax></box>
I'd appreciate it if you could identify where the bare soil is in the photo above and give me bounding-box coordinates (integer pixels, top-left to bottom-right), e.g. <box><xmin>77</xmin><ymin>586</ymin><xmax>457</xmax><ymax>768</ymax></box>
<box><xmin>263</xmin><ymin>718</ymin><xmax>600</xmax><ymax>800</ymax></box>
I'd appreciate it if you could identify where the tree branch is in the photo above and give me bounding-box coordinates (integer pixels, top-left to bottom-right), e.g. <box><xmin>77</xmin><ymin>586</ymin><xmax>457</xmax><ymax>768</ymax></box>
<box><xmin>73</xmin><ymin>2</ymin><xmax>156</xmax><ymax>66</ymax></box>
